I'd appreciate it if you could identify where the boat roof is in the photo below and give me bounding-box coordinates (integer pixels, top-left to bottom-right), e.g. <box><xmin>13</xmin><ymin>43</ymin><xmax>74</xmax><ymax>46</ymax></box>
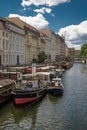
<box><xmin>40</xmin><ymin>65</ymin><xmax>55</xmax><ymax>70</ymax></box>
<box><xmin>0</xmin><ymin>79</ymin><xmax>14</xmax><ymax>87</ymax></box>
<box><xmin>22</xmin><ymin>72</ymin><xmax>54</xmax><ymax>78</ymax></box>
<box><xmin>56</xmin><ymin>69</ymin><xmax>65</xmax><ymax>72</ymax></box>
<box><xmin>52</xmin><ymin>78</ymin><xmax>61</xmax><ymax>81</ymax></box>
<box><xmin>0</xmin><ymin>71</ymin><xmax>21</xmax><ymax>74</ymax></box>
<box><xmin>22</xmin><ymin>73</ymin><xmax>37</xmax><ymax>77</ymax></box>
<box><xmin>39</xmin><ymin>66</ymin><xmax>49</xmax><ymax>70</ymax></box>
<box><xmin>47</xmin><ymin>65</ymin><xmax>55</xmax><ymax>68</ymax></box>
<box><xmin>8</xmin><ymin>66</ymin><xmax>26</xmax><ymax>70</ymax></box>
<box><xmin>35</xmin><ymin>72</ymin><xmax>51</xmax><ymax>76</ymax></box>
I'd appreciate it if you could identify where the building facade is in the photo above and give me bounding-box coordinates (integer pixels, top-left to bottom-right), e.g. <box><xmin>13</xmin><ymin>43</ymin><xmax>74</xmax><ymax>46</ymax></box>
<box><xmin>0</xmin><ymin>16</ymin><xmax>69</xmax><ymax>66</ymax></box>
<box><xmin>24</xmin><ymin>26</ymin><xmax>40</xmax><ymax>64</ymax></box>
<box><xmin>40</xmin><ymin>28</ymin><xmax>56</xmax><ymax>62</ymax></box>
<box><xmin>0</xmin><ymin>17</ymin><xmax>10</xmax><ymax>66</ymax></box>
<box><xmin>39</xmin><ymin>28</ymin><xmax>66</xmax><ymax>62</ymax></box>
<box><xmin>7</xmin><ymin>17</ymin><xmax>40</xmax><ymax>64</ymax></box>
<box><xmin>6</xmin><ymin>20</ymin><xmax>25</xmax><ymax>66</ymax></box>
<box><xmin>0</xmin><ymin>17</ymin><xmax>25</xmax><ymax>66</ymax></box>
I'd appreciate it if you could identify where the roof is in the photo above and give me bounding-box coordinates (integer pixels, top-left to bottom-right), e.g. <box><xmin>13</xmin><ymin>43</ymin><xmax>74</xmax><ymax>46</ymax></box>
<box><xmin>40</xmin><ymin>65</ymin><xmax>55</xmax><ymax>70</ymax></box>
<box><xmin>22</xmin><ymin>73</ymin><xmax>37</xmax><ymax>77</ymax></box>
<box><xmin>52</xmin><ymin>78</ymin><xmax>61</xmax><ymax>81</ymax></box>
<box><xmin>35</xmin><ymin>72</ymin><xmax>51</xmax><ymax>76</ymax></box>
<box><xmin>0</xmin><ymin>71</ymin><xmax>21</xmax><ymax>74</ymax></box>
<box><xmin>7</xmin><ymin>17</ymin><xmax>39</xmax><ymax>34</ymax></box>
<box><xmin>0</xmin><ymin>79</ymin><xmax>14</xmax><ymax>87</ymax></box>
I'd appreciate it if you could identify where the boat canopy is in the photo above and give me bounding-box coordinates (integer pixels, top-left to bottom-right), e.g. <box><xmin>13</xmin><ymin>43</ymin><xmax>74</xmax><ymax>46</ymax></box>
<box><xmin>35</xmin><ymin>72</ymin><xmax>51</xmax><ymax>76</ymax></box>
<box><xmin>40</xmin><ymin>65</ymin><xmax>55</xmax><ymax>70</ymax></box>
<box><xmin>52</xmin><ymin>78</ymin><xmax>61</xmax><ymax>81</ymax></box>
<box><xmin>22</xmin><ymin>73</ymin><xmax>37</xmax><ymax>77</ymax></box>
<box><xmin>56</xmin><ymin>69</ymin><xmax>65</xmax><ymax>72</ymax></box>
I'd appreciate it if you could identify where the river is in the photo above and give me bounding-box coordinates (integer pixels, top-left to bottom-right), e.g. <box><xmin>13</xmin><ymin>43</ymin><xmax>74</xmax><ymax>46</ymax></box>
<box><xmin>0</xmin><ymin>63</ymin><xmax>87</xmax><ymax>130</ymax></box>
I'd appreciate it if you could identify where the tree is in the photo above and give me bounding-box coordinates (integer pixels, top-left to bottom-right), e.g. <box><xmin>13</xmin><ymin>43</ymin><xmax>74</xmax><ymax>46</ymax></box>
<box><xmin>84</xmin><ymin>48</ymin><xmax>87</xmax><ymax>56</ymax></box>
<box><xmin>80</xmin><ymin>44</ymin><xmax>87</xmax><ymax>56</ymax></box>
<box><xmin>37</xmin><ymin>51</ymin><xmax>47</xmax><ymax>63</ymax></box>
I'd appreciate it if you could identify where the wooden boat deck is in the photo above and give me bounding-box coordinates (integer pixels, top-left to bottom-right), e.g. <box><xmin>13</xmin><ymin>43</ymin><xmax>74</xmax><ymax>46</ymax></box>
<box><xmin>0</xmin><ymin>79</ymin><xmax>15</xmax><ymax>94</ymax></box>
<box><xmin>0</xmin><ymin>79</ymin><xmax>15</xmax><ymax>88</ymax></box>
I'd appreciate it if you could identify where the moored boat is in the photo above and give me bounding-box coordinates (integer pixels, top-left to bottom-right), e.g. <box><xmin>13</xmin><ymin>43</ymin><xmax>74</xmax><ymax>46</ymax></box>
<box><xmin>0</xmin><ymin>79</ymin><xmax>16</xmax><ymax>104</ymax></box>
<box><xmin>55</xmin><ymin>68</ymin><xmax>65</xmax><ymax>78</ymax></box>
<box><xmin>47</xmin><ymin>77</ymin><xmax>64</xmax><ymax>96</ymax></box>
<box><xmin>11</xmin><ymin>88</ymin><xmax>46</xmax><ymax>106</ymax></box>
<box><xmin>60</xmin><ymin>61</ymin><xmax>73</xmax><ymax>70</ymax></box>
<box><xmin>0</xmin><ymin>71</ymin><xmax>22</xmax><ymax>81</ymax></box>
<box><xmin>11</xmin><ymin>73</ymin><xmax>47</xmax><ymax>106</ymax></box>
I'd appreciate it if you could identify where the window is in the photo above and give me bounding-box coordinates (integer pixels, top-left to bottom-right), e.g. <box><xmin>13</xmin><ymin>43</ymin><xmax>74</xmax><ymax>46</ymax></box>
<box><xmin>3</xmin><ymin>31</ymin><xmax>5</xmax><ymax>37</ymax></box>
<box><xmin>10</xmin><ymin>35</ymin><xmax>12</xmax><ymax>40</ymax></box>
<box><xmin>6</xmin><ymin>41</ymin><xmax>8</xmax><ymax>50</ymax></box>
<box><xmin>6</xmin><ymin>55</ymin><xmax>8</xmax><ymax>62</ymax></box>
<box><xmin>3</xmin><ymin>55</ymin><xmax>5</xmax><ymax>63</ymax></box>
<box><xmin>3</xmin><ymin>40</ymin><xmax>5</xmax><ymax>49</ymax></box>
<box><xmin>6</xmin><ymin>33</ymin><xmax>8</xmax><ymax>38</ymax></box>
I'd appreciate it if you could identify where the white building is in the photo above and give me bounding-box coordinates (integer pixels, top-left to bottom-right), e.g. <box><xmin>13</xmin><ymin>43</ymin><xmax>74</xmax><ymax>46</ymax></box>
<box><xmin>7</xmin><ymin>17</ymin><xmax>40</xmax><ymax>64</ymax></box>
<box><xmin>5</xmin><ymin>21</ymin><xmax>25</xmax><ymax>66</ymax></box>
<box><xmin>0</xmin><ymin>17</ymin><xmax>9</xmax><ymax>66</ymax></box>
<box><xmin>39</xmin><ymin>28</ymin><xmax>65</xmax><ymax>62</ymax></box>
<box><xmin>0</xmin><ymin>17</ymin><xmax>25</xmax><ymax>66</ymax></box>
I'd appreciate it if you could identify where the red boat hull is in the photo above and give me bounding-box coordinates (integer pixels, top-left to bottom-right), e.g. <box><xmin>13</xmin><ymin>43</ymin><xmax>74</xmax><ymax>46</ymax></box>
<box><xmin>14</xmin><ymin>96</ymin><xmax>41</xmax><ymax>105</ymax></box>
<box><xmin>12</xmin><ymin>89</ymin><xmax>46</xmax><ymax>105</ymax></box>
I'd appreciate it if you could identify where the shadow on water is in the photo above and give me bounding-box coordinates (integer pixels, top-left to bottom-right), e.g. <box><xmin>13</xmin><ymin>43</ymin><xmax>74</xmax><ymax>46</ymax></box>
<box><xmin>47</xmin><ymin>93</ymin><xmax>63</xmax><ymax>105</ymax></box>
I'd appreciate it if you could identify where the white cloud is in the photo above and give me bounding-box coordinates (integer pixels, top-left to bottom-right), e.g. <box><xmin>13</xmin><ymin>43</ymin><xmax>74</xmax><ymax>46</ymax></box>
<box><xmin>58</xmin><ymin>20</ymin><xmax>87</xmax><ymax>50</ymax></box>
<box><xmin>34</xmin><ymin>7</ymin><xmax>52</xmax><ymax>14</ymax></box>
<box><xmin>21</xmin><ymin>0</ymin><xmax>70</xmax><ymax>7</ymax></box>
<box><xmin>8</xmin><ymin>14</ymin><xmax>49</xmax><ymax>29</ymax></box>
<box><xmin>51</xmin><ymin>13</ymin><xmax>55</xmax><ymax>17</ymax></box>
<box><xmin>21</xmin><ymin>0</ymin><xmax>45</xmax><ymax>7</ymax></box>
<box><xmin>46</xmin><ymin>0</ymin><xmax>70</xmax><ymax>7</ymax></box>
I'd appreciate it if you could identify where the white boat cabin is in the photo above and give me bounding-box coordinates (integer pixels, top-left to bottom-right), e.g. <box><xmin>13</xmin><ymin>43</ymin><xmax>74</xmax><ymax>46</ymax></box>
<box><xmin>51</xmin><ymin>78</ymin><xmax>63</xmax><ymax>87</ymax></box>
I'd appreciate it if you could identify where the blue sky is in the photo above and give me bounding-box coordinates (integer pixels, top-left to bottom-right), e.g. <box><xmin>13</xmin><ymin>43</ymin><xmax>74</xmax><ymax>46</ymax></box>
<box><xmin>0</xmin><ymin>0</ymin><xmax>87</xmax><ymax>49</ymax></box>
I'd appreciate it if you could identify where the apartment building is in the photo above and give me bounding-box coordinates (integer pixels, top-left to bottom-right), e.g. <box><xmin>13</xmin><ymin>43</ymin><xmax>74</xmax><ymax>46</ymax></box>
<box><xmin>55</xmin><ymin>34</ymin><xmax>61</xmax><ymax>61</ymax></box>
<box><xmin>7</xmin><ymin>22</ymin><xmax>25</xmax><ymax>65</ymax></box>
<box><xmin>65</xmin><ymin>44</ymin><xmax>69</xmax><ymax>57</ymax></box>
<box><xmin>39</xmin><ymin>30</ymin><xmax>52</xmax><ymax>61</ymax></box>
<box><xmin>0</xmin><ymin>16</ymin><xmax>68</xmax><ymax>66</ymax></box>
<box><xmin>24</xmin><ymin>25</ymin><xmax>40</xmax><ymax>64</ymax></box>
<box><xmin>39</xmin><ymin>28</ymin><xmax>66</xmax><ymax>62</ymax></box>
<box><xmin>0</xmin><ymin>17</ymin><xmax>10</xmax><ymax>66</ymax></box>
<box><xmin>39</xmin><ymin>28</ymin><xmax>55</xmax><ymax>62</ymax></box>
<box><xmin>39</xmin><ymin>31</ymin><xmax>46</xmax><ymax>52</ymax></box>
<box><xmin>0</xmin><ymin>17</ymin><xmax>25</xmax><ymax>66</ymax></box>
<box><xmin>7</xmin><ymin>17</ymin><xmax>40</xmax><ymax>64</ymax></box>
<box><xmin>56</xmin><ymin>34</ymin><xmax>66</xmax><ymax>60</ymax></box>
<box><xmin>68</xmin><ymin>47</ymin><xmax>75</xmax><ymax>56</ymax></box>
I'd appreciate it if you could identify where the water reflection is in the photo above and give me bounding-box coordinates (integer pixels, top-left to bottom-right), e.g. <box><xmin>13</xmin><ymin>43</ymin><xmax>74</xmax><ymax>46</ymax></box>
<box><xmin>47</xmin><ymin>94</ymin><xmax>63</xmax><ymax>105</ymax></box>
<box><xmin>0</xmin><ymin>101</ymin><xmax>41</xmax><ymax>130</ymax></box>
<box><xmin>81</xmin><ymin>65</ymin><xmax>87</xmax><ymax>74</ymax></box>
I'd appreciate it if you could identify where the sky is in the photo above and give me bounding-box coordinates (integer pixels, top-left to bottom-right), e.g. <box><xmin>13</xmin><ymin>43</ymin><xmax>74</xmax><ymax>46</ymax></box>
<box><xmin>0</xmin><ymin>0</ymin><xmax>87</xmax><ymax>50</ymax></box>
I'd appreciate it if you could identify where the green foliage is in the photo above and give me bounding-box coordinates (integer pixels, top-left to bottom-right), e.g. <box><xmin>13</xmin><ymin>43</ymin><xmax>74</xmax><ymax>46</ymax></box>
<box><xmin>80</xmin><ymin>44</ymin><xmax>87</xmax><ymax>56</ymax></box>
<box><xmin>68</xmin><ymin>53</ymin><xmax>73</xmax><ymax>57</ymax></box>
<box><xmin>37</xmin><ymin>51</ymin><xmax>47</xmax><ymax>63</ymax></box>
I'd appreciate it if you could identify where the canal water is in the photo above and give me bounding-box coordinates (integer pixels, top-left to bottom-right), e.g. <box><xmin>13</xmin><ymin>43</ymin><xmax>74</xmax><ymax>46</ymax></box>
<box><xmin>0</xmin><ymin>63</ymin><xmax>87</xmax><ymax>130</ymax></box>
